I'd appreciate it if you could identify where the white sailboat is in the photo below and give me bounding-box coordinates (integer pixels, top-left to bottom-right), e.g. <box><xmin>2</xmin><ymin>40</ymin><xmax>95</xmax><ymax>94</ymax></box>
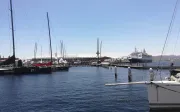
<box><xmin>106</xmin><ymin>80</ymin><xmax>180</xmax><ymax>109</ymax></box>
<box><xmin>106</xmin><ymin>0</ymin><xmax>180</xmax><ymax>110</ymax></box>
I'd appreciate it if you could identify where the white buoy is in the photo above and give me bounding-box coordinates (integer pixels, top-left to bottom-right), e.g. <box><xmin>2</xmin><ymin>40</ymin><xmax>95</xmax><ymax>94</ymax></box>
<box><xmin>128</xmin><ymin>67</ymin><xmax>132</xmax><ymax>82</ymax></box>
<box><xmin>149</xmin><ymin>68</ymin><xmax>154</xmax><ymax>81</ymax></box>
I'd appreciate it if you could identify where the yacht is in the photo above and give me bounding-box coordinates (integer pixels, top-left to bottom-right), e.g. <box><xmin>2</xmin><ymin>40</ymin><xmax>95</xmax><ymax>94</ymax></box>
<box><xmin>128</xmin><ymin>48</ymin><xmax>152</xmax><ymax>63</ymax></box>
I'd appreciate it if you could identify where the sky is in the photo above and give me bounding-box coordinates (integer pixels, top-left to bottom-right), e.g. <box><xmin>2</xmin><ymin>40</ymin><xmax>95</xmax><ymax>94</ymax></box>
<box><xmin>0</xmin><ymin>0</ymin><xmax>180</xmax><ymax>59</ymax></box>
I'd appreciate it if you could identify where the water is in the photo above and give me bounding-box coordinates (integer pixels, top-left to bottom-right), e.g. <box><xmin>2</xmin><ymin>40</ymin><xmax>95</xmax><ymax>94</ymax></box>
<box><xmin>0</xmin><ymin>67</ymin><xmax>170</xmax><ymax>112</ymax></box>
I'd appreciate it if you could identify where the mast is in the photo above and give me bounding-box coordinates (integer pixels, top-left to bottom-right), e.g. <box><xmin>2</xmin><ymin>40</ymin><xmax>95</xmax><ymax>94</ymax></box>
<box><xmin>63</xmin><ymin>43</ymin><xmax>65</xmax><ymax>58</ymax></box>
<box><xmin>46</xmin><ymin>12</ymin><xmax>53</xmax><ymax>63</ymax></box>
<box><xmin>60</xmin><ymin>40</ymin><xmax>62</xmax><ymax>58</ymax></box>
<box><xmin>64</xmin><ymin>46</ymin><xmax>66</xmax><ymax>58</ymax></box>
<box><xmin>61</xmin><ymin>40</ymin><xmax>63</xmax><ymax>58</ymax></box>
<box><xmin>10</xmin><ymin>0</ymin><xmax>15</xmax><ymax>67</ymax></box>
<box><xmin>96</xmin><ymin>38</ymin><xmax>100</xmax><ymax>63</ymax></box>
<box><xmin>62</xmin><ymin>41</ymin><xmax>64</xmax><ymax>58</ymax></box>
<box><xmin>34</xmin><ymin>42</ymin><xmax>37</xmax><ymax>61</ymax></box>
<box><xmin>55</xmin><ymin>45</ymin><xmax>57</xmax><ymax>58</ymax></box>
<box><xmin>100</xmin><ymin>40</ymin><xmax>102</xmax><ymax>59</ymax></box>
<box><xmin>41</xmin><ymin>45</ymin><xmax>42</xmax><ymax>63</ymax></box>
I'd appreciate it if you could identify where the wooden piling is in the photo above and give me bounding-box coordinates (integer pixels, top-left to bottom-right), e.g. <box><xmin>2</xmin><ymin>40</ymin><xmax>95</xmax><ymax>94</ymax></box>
<box><xmin>115</xmin><ymin>66</ymin><xmax>117</xmax><ymax>78</ymax></box>
<box><xmin>128</xmin><ymin>67</ymin><xmax>132</xmax><ymax>82</ymax></box>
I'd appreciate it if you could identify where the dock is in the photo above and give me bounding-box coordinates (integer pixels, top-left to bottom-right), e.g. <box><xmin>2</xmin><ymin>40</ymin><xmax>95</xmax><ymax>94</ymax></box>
<box><xmin>111</xmin><ymin>64</ymin><xmax>180</xmax><ymax>70</ymax></box>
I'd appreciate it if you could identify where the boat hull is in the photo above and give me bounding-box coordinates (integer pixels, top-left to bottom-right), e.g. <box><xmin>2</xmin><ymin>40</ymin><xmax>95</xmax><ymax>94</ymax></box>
<box><xmin>52</xmin><ymin>65</ymin><xmax>69</xmax><ymax>72</ymax></box>
<box><xmin>129</xmin><ymin>58</ymin><xmax>152</xmax><ymax>63</ymax></box>
<box><xmin>147</xmin><ymin>82</ymin><xmax>180</xmax><ymax>109</ymax></box>
<box><xmin>56</xmin><ymin>66</ymin><xmax>69</xmax><ymax>71</ymax></box>
<box><xmin>0</xmin><ymin>66</ymin><xmax>52</xmax><ymax>75</ymax></box>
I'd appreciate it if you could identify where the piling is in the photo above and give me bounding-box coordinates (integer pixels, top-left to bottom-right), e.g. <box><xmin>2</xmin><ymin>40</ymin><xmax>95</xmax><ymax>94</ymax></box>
<box><xmin>114</xmin><ymin>66</ymin><xmax>117</xmax><ymax>78</ymax></box>
<box><xmin>149</xmin><ymin>68</ymin><xmax>154</xmax><ymax>81</ymax></box>
<box><xmin>128</xmin><ymin>67</ymin><xmax>132</xmax><ymax>82</ymax></box>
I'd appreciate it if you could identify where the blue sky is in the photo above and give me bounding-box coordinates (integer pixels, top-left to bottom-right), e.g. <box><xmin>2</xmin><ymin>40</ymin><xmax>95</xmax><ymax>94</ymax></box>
<box><xmin>0</xmin><ymin>0</ymin><xmax>180</xmax><ymax>58</ymax></box>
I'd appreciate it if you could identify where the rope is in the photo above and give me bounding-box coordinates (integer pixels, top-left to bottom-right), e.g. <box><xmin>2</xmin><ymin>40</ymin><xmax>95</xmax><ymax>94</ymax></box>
<box><xmin>171</xmin><ymin>28</ymin><xmax>180</xmax><ymax>61</ymax></box>
<box><xmin>151</xmin><ymin>82</ymin><xmax>180</xmax><ymax>94</ymax></box>
<box><xmin>156</xmin><ymin>0</ymin><xmax>179</xmax><ymax>81</ymax></box>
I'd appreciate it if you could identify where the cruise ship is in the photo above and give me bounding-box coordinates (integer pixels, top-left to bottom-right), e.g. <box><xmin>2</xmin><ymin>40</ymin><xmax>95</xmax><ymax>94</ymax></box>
<box><xmin>128</xmin><ymin>48</ymin><xmax>152</xmax><ymax>63</ymax></box>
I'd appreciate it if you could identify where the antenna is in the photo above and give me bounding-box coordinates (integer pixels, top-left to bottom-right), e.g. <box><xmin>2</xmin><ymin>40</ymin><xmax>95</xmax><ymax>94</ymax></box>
<box><xmin>10</xmin><ymin>0</ymin><xmax>15</xmax><ymax>67</ymax></box>
<box><xmin>46</xmin><ymin>12</ymin><xmax>53</xmax><ymax>63</ymax></box>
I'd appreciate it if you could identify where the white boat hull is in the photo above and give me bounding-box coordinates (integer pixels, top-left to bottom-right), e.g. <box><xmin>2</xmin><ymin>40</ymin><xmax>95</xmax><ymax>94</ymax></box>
<box><xmin>147</xmin><ymin>81</ymin><xmax>180</xmax><ymax>109</ymax></box>
<box><xmin>106</xmin><ymin>81</ymin><xmax>180</xmax><ymax>109</ymax></box>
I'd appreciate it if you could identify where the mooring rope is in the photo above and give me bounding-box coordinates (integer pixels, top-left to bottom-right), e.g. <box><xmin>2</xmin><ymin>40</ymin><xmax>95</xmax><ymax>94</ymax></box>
<box><xmin>171</xmin><ymin>28</ymin><xmax>180</xmax><ymax>61</ymax></box>
<box><xmin>156</xmin><ymin>0</ymin><xmax>179</xmax><ymax>81</ymax></box>
<box><xmin>151</xmin><ymin>82</ymin><xmax>180</xmax><ymax>94</ymax></box>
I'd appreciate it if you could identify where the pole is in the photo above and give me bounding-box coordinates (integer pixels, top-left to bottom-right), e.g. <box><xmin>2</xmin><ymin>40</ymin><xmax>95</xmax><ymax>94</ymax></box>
<box><xmin>149</xmin><ymin>68</ymin><xmax>154</xmax><ymax>81</ymax></box>
<box><xmin>41</xmin><ymin>45</ymin><xmax>42</xmax><ymax>63</ymax></box>
<box><xmin>46</xmin><ymin>12</ymin><xmax>53</xmax><ymax>63</ymax></box>
<box><xmin>96</xmin><ymin>38</ymin><xmax>100</xmax><ymax>64</ymax></box>
<box><xmin>10</xmin><ymin>0</ymin><xmax>16</xmax><ymax>67</ymax></box>
<box><xmin>34</xmin><ymin>42</ymin><xmax>37</xmax><ymax>61</ymax></box>
<box><xmin>115</xmin><ymin>66</ymin><xmax>117</xmax><ymax>78</ymax></box>
<box><xmin>100</xmin><ymin>40</ymin><xmax>102</xmax><ymax>59</ymax></box>
<box><xmin>60</xmin><ymin>40</ymin><xmax>62</xmax><ymax>58</ymax></box>
<box><xmin>128</xmin><ymin>67</ymin><xmax>132</xmax><ymax>82</ymax></box>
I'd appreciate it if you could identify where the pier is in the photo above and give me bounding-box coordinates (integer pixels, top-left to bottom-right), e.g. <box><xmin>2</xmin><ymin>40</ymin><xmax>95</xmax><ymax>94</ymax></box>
<box><xmin>111</xmin><ymin>63</ymin><xmax>180</xmax><ymax>70</ymax></box>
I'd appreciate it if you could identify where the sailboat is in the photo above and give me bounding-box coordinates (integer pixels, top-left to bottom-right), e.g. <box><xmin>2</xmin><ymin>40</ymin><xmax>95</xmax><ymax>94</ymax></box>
<box><xmin>105</xmin><ymin>0</ymin><xmax>180</xmax><ymax>110</ymax></box>
<box><xmin>53</xmin><ymin>41</ymin><xmax>69</xmax><ymax>71</ymax></box>
<box><xmin>32</xmin><ymin>12</ymin><xmax>53</xmax><ymax>67</ymax></box>
<box><xmin>0</xmin><ymin>0</ymin><xmax>22</xmax><ymax>74</ymax></box>
<box><xmin>0</xmin><ymin>0</ymin><xmax>52</xmax><ymax>75</ymax></box>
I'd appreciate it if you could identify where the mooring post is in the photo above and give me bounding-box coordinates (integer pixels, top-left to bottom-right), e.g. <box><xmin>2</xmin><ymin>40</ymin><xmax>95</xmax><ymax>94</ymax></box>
<box><xmin>170</xmin><ymin>62</ymin><xmax>174</xmax><ymax>76</ymax></box>
<box><xmin>115</xmin><ymin>66</ymin><xmax>117</xmax><ymax>78</ymax></box>
<box><xmin>149</xmin><ymin>68</ymin><xmax>154</xmax><ymax>81</ymax></box>
<box><xmin>128</xmin><ymin>67</ymin><xmax>132</xmax><ymax>82</ymax></box>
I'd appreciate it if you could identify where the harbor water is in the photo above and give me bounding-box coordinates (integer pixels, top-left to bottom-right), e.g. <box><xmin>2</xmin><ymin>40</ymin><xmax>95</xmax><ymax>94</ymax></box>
<box><xmin>0</xmin><ymin>67</ymin><xmax>170</xmax><ymax>112</ymax></box>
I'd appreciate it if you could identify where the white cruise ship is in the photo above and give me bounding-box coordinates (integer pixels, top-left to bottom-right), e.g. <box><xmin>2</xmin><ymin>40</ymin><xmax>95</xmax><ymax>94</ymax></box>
<box><xmin>128</xmin><ymin>48</ymin><xmax>152</xmax><ymax>63</ymax></box>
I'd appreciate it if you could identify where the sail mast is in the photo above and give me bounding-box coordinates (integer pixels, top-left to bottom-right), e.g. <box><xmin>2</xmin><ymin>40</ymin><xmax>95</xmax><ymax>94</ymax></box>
<box><xmin>62</xmin><ymin>41</ymin><xmax>64</xmax><ymax>58</ymax></box>
<box><xmin>96</xmin><ymin>38</ymin><xmax>100</xmax><ymax>63</ymax></box>
<box><xmin>34</xmin><ymin>42</ymin><xmax>37</xmax><ymax>61</ymax></box>
<box><xmin>10</xmin><ymin>0</ymin><xmax>15</xmax><ymax>67</ymax></box>
<box><xmin>46</xmin><ymin>12</ymin><xmax>53</xmax><ymax>63</ymax></box>
<box><xmin>100</xmin><ymin>41</ymin><xmax>102</xmax><ymax>58</ymax></box>
<box><xmin>41</xmin><ymin>45</ymin><xmax>42</xmax><ymax>63</ymax></box>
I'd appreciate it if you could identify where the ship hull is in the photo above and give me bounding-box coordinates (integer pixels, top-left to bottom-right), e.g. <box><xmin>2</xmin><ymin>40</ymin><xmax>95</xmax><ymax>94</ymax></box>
<box><xmin>0</xmin><ymin>66</ymin><xmax>52</xmax><ymax>75</ymax></box>
<box><xmin>129</xmin><ymin>58</ymin><xmax>152</xmax><ymax>63</ymax></box>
